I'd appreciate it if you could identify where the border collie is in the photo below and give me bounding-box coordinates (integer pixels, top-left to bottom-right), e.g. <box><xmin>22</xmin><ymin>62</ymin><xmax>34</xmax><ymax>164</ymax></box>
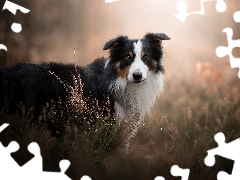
<box><xmin>0</xmin><ymin>33</ymin><xmax>170</xmax><ymax>153</ymax></box>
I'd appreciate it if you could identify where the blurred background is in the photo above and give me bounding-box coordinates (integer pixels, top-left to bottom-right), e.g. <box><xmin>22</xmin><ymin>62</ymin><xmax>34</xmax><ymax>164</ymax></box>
<box><xmin>0</xmin><ymin>0</ymin><xmax>239</xmax><ymax>94</ymax></box>
<box><xmin>0</xmin><ymin>0</ymin><xmax>240</xmax><ymax>179</ymax></box>
<box><xmin>0</xmin><ymin>0</ymin><xmax>239</xmax><ymax>68</ymax></box>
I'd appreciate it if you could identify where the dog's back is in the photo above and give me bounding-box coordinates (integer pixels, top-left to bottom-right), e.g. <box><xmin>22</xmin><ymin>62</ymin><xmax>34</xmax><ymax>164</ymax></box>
<box><xmin>0</xmin><ymin>59</ymin><xmax>112</xmax><ymax>118</ymax></box>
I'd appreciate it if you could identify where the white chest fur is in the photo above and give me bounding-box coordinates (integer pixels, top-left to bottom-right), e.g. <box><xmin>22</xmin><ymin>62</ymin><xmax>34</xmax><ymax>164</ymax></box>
<box><xmin>111</xmin><ymin>72</ymin><xmax>164</xmax><ymax>153</ymax></box>
<box><xmin>115</xmin><ymin>72</ymin><xmax>164</xmax><ymax>120</ymax></box>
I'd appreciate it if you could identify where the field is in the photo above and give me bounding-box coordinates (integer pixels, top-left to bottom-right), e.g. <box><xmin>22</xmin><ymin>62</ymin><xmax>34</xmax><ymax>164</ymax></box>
<box><xmin>0</xmin><ymin>0</ymin><xmax>240</xmax><ymax>179</ymax></box>
<box><xmin>1</xmin><ymin>58</ymin><xmax>240</xmax><ymax>180</ymax></box>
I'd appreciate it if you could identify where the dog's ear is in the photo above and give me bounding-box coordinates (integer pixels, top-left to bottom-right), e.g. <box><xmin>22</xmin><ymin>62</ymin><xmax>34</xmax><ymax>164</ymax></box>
<box><xmin>144</xmin><ymin>33</ymin><xmax>170</xmax><ymax>47</ymax></box>
<box><xmin>103</xmin><ymin>36</ymin><xmax>128</xmax><ymax>51</ymax></box>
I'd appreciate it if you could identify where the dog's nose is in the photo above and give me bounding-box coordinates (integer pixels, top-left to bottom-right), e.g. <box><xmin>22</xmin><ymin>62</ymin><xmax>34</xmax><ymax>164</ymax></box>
<box><xmin>132</xmin><ymin>71</ymin><xmax>142</xmax><ymax>81</ymax></box>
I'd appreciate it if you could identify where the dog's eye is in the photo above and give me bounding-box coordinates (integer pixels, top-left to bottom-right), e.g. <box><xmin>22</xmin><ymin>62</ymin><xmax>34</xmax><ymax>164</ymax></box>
<box><xmin>124</xmin><ymin>55</ymin><xmax>131</xmax><ymax>60</ymax></box>
<box><xmin>124</xmin><ymin>52</ymin><xmax>133</xmax><ymax>60</ymax></box>
<box><xmin>143</xmin><ymin>54</ymin><xmax>149</xmax><ymax>59</ymax></box>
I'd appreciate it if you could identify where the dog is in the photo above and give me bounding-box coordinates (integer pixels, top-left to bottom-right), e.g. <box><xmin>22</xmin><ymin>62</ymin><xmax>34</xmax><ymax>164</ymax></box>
<box><xmin>0</xmin><ymin>33</ymin><xmax>170</xmax><ymax>153</ymax></box>
<box><xmin>103</xmin><ymin>33</ymin><xmax>170</xmax><ymax>153</ymax></box>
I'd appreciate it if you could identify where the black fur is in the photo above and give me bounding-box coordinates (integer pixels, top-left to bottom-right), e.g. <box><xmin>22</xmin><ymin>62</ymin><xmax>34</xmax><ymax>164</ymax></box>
<box><xmin>0</xmin><ymin>60</ymin><xmax>113</xmax><ymax>115</ymax></box>
<box><xmin>0</xmin><ymin>33</ymin><xmax>170</xmax><ymax>134</ymax></box>
<box><xmin>103</xmin><ymin>33</ymin><xmax>170</xmax><ymax>75</ymax></box>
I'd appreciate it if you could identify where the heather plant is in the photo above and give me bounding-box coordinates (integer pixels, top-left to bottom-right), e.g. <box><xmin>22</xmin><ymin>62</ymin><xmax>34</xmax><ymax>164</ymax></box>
<box><xmin>48</xmin><ymin>64</ymin><xmax>126</xmax><ymax>160</ymax></box>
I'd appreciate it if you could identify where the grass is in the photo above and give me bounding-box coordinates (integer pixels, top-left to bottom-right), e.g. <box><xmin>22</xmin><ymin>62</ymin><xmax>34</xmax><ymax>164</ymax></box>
<box><xmin>0</xmin><ymin>62</ymin><xmax>240</xmax><ymax>180</ymax></box>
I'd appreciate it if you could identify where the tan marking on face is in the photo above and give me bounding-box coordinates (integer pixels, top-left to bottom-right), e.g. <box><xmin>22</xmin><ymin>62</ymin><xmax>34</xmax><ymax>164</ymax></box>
<box><xmin>129</xmin><ymin>51</ymin><xmax>133</xmax><ymax>59</ymax></box>
<box><xmin>115</xmin><ymin>61</ymin><xmax>130</xmax><ymax>78</ymax></box>
<box><xmin>149</xmin><ymin>60</ymin><xmax>157</xmax><ymax>71</ymax></box>
<box><xmin>152</xmin><ymin>60</ymin><xmax>157</xmax><ymax>69</ymax></box>
<box><xmin>110</xmin><ymin>42</ymin><xmax>119</xmax><ymax>51</ymax></box>
<box><xmin>153</xmin><ymin>37</ymin><xmax>162</xmax><ymax>47</ymax></box>
<box><xmin>141</xmin><ymin>51</ymin><xmax>146</xmax><ymax>59</ymax></box>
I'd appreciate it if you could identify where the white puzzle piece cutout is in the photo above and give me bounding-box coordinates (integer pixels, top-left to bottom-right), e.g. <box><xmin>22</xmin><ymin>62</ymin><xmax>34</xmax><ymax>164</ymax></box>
<box><xmin>175</xmin><ymin>0</ymin><xmax>226</xmax><ymax>22</ymax></box>
<box><xmin>1</xmin><ymin>1</ymin><xmax>30</xmax><ymax>51</ymax></box>
<box><xmin>0</xmin><ymin>123</ymin><xmax>9</xmax><ymax>132</ymax></box>
<box><xmin>21</xmin><ymin>142</ymin><xmax>43</xmax><ymax>174</ymax></box>
<box><xmin>233</xmin><ymin>11</ymin><xmax>240</xmax><ymax>23</ymax></box>
<box><xmin>205</xmin><ymin>132</ymin><xmax>240</xmax><ymax>180</ymax></box>
<box><xmin>0</xmin><ymin>123</ymin><xmax>92</xmax><ymax>180</ymax></box>
<box><xmin>154</xmin><ymin>165</ymin><xmax>190</xmax><ymax>180</ymax></box>
<box><xmin>0</xmin><ymin>141</ymin><xmax>21</xmax><ymax>179</ymax></box>
<box><xmin>0</xmin><ymin>123</ymin><xmax>21</xmax><ymax>179</ymax></box>
<box><xmin>154</xmin><ymin>176</ymin><xmax>166</xmax><ymax>180</ymax></box>
<box><xmin>11</xmin><ymin>22</ymin><xmax>22</xmax><ymax>33</ymax></box>
<box><xmin>2</xmin><ymin>0</ymin><xmax>30</xmax><ymax>15</ymax></box>
<box><xmin>216</xmin><ymin>11</ymin><xmax>240</xmax><ymax>78</ymax></box>
<box><xmin>0</xmin><ymin>44</ymin><xmax>7</xmax><ymax>51</ymax></box>
<box><xmin>2</xmin><ymin>0</ymin><xmax>30</xmax><ymax>34</ymax></box>
<box><xmin>80</xmin><ymin>175</ymin><xmax>92</xmax><ymax>180</ymax></box>
<box><xmin>105</xmin><ymin>0</ymin><xmax>120</xmax><ymax>3</ymax></box>
<box><xmin>171</xmin><ymin>165</ymin><xmax>190</xmax><ymax>180</ymax></box>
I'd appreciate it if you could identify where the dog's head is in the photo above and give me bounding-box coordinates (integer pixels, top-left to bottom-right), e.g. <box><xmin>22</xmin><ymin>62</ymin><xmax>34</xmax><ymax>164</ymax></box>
<box><xmin>103</xmin><ymin>33</ymin><xmax>170</xmax><ymax>83</ymax></box>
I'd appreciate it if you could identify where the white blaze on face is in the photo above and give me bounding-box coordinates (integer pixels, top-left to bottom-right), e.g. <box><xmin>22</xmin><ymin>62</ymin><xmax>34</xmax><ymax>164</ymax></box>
<box><xmin>127</xmin><ymin>40</ymin><xmax>148</xmax><ymax>82</ymax></box>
